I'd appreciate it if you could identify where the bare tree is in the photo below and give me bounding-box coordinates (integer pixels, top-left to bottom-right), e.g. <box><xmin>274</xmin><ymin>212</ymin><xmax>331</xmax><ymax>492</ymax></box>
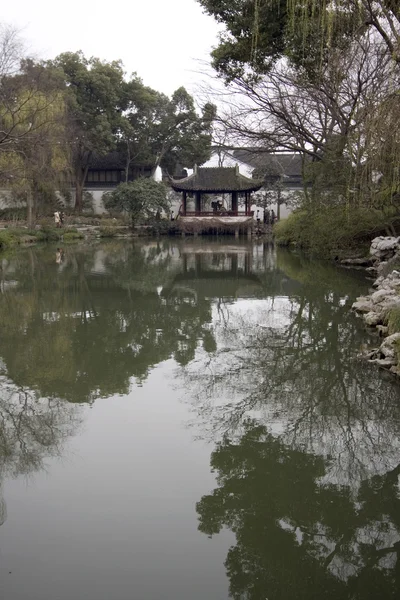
<box><xmin>0</xmin><ymin>24</ymin><xmax>24</xmax><ymax>78</ymax></box>
<box><xmin>204</xmin><ymin>30</ymin><xmax>395</xmax><ymax>206</ymax></box>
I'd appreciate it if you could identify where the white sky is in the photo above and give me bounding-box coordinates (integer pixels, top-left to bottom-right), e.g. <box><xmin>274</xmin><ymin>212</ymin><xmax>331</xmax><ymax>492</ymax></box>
<box><xmin>1</xmin><ymin>0</ymin><xmax>221</xmax><ymax>96</ymax></box>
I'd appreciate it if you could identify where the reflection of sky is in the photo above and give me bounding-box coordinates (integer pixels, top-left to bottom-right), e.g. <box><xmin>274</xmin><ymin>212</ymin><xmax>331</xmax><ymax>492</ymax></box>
<box><xmin>0</xmin><ymin>365</ymin><xmax>233</xmax><ymax>599</ymax></box>
<box><xmin>184</xmin><ymin>294</ymin><xmax>400</xmax><ymax>492</ymax></box>
<box><xmin>212</xmin><ymin>296</ymin><xmax>294</xmax><ymax>333</ymax></box>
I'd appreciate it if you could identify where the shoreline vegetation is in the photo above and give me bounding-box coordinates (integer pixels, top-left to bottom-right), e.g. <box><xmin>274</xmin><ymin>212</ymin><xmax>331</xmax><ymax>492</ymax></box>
<box><xmin>0</xmin><ymin>212</ymin><xmax>275</xmax><ymax>251</ymax></box>
<box><xmin>0</xmin><ymin>216</ymin><xmax>127</xmax><ymax>250</ymax></box>
<box><xmin>273</xmin><ymin>206</ymin><xmax>400</xmax><ymax>260</ymax></box>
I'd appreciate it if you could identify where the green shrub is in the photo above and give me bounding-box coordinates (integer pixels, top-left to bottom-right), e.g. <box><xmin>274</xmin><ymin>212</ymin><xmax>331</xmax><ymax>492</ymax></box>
<box><xmin>274</xmin><ymin>205</ymin><xmax>394</xmax><ymax>258</ymax></box>
<box><xmin>35</xmin><ymin>226</ymin><xmax>63</xmax><ymax>242</ymax></box>
<box><xmin>99</xmin><ymin>226</ymin><xmax>118</xmax><ymax>238</ymax></box>
<box><xmin>147</xmin><ymin>219</ymin><xmax>177</xmax><ymax>235</ymax></box>
<box><xmin>0</xmin><ymin>230</ymin><xmax>16</xmax><ymax>249</ymax></box>
<box><xmin>0</xmin><ymin>207</ymin><xmax>26</xmax><ymax>221</ymax></box>
<box><xmin>273</xmin><ymin>210</ymin><xmax>309</xmax><ymax>247</ymax></box>
<box><xmin>63</xmin><ymin>230</ymin><xmax>84</xmax><ymax>242</ymax></box>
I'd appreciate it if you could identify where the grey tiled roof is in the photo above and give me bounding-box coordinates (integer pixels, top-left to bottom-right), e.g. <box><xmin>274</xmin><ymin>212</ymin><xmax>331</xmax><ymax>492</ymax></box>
<box><xmin>232</xmin><ymin>150</ymin><xmax>310</xmax><ymax>182</ymax></box>
<box><xmin>169</xmin><ymin>166</ymin><xmax>263</xmax><ymax>192</ymax></box>
<box><xmin>88</xmin><ymin>152</ymin><xmax>153</xmax><ymax>170</ymax></box>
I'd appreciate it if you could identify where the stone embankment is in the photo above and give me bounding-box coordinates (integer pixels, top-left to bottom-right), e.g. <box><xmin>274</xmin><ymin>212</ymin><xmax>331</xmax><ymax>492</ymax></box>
<box><xmin>352</xmin><ymin>236</ymin><xmax>400</xmax><ymax>376</ymax></box>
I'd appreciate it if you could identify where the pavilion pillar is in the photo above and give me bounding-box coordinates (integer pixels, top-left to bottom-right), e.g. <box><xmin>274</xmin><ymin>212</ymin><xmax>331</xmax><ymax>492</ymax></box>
<box><xmin>232</xmin><ymin>191</ymin><xmax>238</xmax><ymax>214</ymax></box>
<box><xmin>231</xmin><ymin>255</ymin><xmax>238</xmax><ymax>274</ymax></box>
<box><xmin>245</xmin><ymin>192</ymin><xmax>249</xmax><ymax>215</ymax></box>
<box><xmin>195</xmin><ymin>191</ymin><xmax>201</xmax><ymax>214</ymax></box>
<box><xmin>182</xmin><ymin>192</ymin><xmax>187</xmax><ymax>216</ymax></box>
<box><xmin>245</xmin><ymin>253</ymin><xmax>251</xmax><ymax>273</ymax></box>
<box><xmin>195</xmin><ymin>254</ymin><xmax>202</xmax><ymax>275</ymax></box>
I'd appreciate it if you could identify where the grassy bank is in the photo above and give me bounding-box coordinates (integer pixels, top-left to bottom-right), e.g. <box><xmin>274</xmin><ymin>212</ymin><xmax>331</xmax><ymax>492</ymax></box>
<box><xmin>0</xmin><ymin>226</ymin><xmax>84</xmax><ymax>250</ymax></box>
<box><xmin>274</xmin><ymin>206</ymin><xmax>398</xmax><ymax>258</ymax></box>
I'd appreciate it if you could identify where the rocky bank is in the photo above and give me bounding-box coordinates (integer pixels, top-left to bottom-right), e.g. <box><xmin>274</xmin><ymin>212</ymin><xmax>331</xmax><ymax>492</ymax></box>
<box><xmin>352</xmin><ymin>236</ymin><xmax>400</xmax><ymax>376</ymax></box>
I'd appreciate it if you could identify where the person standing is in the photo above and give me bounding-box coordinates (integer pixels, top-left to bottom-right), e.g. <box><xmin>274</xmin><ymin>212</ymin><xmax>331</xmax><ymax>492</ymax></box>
<box><xmin>54</xmin><ymin>211</ymin><xmax>61</xmax><ymax>228</ymax></box>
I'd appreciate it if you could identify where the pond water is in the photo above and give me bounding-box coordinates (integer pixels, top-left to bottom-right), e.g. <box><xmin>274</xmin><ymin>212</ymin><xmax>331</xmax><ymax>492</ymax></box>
<box><xmin>0</xmin><ymin>239</ymin><xmax>399</xmax><ymax>600</ymax></box>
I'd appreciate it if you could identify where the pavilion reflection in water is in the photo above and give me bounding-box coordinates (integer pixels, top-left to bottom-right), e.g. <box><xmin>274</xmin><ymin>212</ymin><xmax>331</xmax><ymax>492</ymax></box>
<box><xmin>162</xmin><ymin>244</ymin><xmax>266</xmax><ymax>302</ymax></box>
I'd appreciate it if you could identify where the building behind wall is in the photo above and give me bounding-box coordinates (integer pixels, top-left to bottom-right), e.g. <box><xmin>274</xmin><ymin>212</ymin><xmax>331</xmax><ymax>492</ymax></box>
<box><xmin>75</xmin><ymin>151</ymin><xmax>156</xmax><ymax>213</ymax></box>
<box><xmin>0</xmin><ymin>151</ymin><xmax>158</xmax><ymax>215</ymax></box>
<box><xmin>168</xmin><ymin>149</ymin><xmax>309</xmax><ymax>221</ymax></box>
<box><xmin>0</xmin><ymin>149</ymin><xmax>309</xmax><ymax>217</ymax></box>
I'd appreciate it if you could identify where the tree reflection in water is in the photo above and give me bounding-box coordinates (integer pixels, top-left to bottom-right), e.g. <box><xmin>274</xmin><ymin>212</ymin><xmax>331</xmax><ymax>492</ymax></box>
<box><xmin>183</xmin><ymin>251</ymin><xmax>400</xmax><ymax>599</ymax></box>
<box><xmin>0</xmin><ymin>379</ymin><xmax>81</xmax><ymax>527</ymax></box>
<box><xmin>0</xmin><ymin>242</ymin><xmax>215</xmax><ymax>403</ymax></box>
<box><xmin>197</xmin><ymin>422</ymin><xmax>400</xmax><ymax>599</ymax></box>
<box><xmin>1</xmin><ymin>240</ymin><xmax>399</xmax><ymax>596</ymax></box>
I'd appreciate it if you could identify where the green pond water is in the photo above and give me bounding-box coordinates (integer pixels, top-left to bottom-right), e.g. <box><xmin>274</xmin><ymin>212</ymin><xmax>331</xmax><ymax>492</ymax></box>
<box><xmin>0</xmin><ymin>238</ymin><xmax>399</xmax><ymax>600</ymax></box>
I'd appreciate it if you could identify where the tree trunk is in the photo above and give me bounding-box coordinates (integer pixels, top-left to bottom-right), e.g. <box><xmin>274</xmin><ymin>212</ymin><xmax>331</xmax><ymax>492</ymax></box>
<box><xmin>26</xmin><ymin>189</ymin><xmax>34</xmax><ymax>229</ymax></box>
<box><xmin>277</xmin><ymin>188</ymin><xmax>281</xmax><ymax>221</ymax></box>
<box><xmin>75</xmin><ymin>166</ymin><xmax>88</xmax><ymax>213</ymax></box>
<box><xmin>125</xmin><ymin>146</ymin><xmax>131</xmax><ymax>182</ymax></box>
<box><xmin>151</xmin><ymin>156</ymin><xmax>161</xmax><ymax>178</ymax></box>
<box><xmin>125</xmin><ymin>157</ymin><xmax>129</xmax><ymax>183</ymax></box>
<box><xmin>151</xmin><ymin>145</ymin><xmax>166</xmax><ymax>178</ymax></box>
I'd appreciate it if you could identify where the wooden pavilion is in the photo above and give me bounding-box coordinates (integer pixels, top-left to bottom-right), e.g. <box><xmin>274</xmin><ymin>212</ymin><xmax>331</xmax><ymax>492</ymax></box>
<box><xmin>169</xmin><ymin>165</ymin><xmax>263</xmax><ymax>217</ymax></box>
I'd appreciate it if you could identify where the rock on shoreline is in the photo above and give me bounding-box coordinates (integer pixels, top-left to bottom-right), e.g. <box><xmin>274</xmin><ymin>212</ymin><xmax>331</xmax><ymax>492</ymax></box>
<box><xmin>352</xmin><ymin>236</ymin><xmax>400</xmax><ymax>376</ymax></box>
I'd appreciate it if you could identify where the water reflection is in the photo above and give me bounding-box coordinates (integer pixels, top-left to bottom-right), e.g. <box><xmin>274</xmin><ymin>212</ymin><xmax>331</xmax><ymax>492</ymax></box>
<box><xmin>197</xmin><ymin>421</ymin><xmax>400</xmax><ymax>599</ymax></box>
<box><xmin>0</xmin><ymin>241</ymin><xmax>297</xmax><ymax>404</ymax></box>
<box><xmin>0</xmin><ymin>378</ymin><xmax>81</xmax><ymax>528</ymax></box>
<box><xmin>183</xmin><ymin>250</ymin><xmax>400</xmax><ymax>599</ymax></box>
<box><xmin>0</xmin><ymin>242</ymin><xmax>216</xmax><ymax>402</ymax></box>
<box><xmin>0</xmin><ymin>240</ymin><xmax>399</xmax><ymax>598</ymax></box>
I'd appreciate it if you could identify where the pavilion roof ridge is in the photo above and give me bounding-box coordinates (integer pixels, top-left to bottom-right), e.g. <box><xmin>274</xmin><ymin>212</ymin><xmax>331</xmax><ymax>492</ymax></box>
<box><xmin>169</xmin><ymin>164</ymin><xmax>263</xmax><ymax>193</ymax></box>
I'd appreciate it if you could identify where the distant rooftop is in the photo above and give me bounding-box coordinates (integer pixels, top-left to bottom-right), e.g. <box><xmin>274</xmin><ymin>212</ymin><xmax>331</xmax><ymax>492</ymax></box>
<box><xmin>232</xmin><ymin>150</ymin><xmax>310</xmax><ymax>184</ymax></box>
<box><xmin>88</xmin><ymin>151</ymin><xmax>153</xmax><ymax>170</ymax></box>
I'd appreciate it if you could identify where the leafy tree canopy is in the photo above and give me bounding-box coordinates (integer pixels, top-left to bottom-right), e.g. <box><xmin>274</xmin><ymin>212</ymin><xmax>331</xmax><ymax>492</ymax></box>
<box><xmin>51</xmin><ymin>51</ymin><xmax>127</xmax><ymax>152</ymax></box>
<box><xmin>120</xmin><ymin>84</ymin><xmax>216</xmax><ymax>176</ymax></box>
<box><xmin>49</xmin><ymin>51</ymin><xmax>128</xmax><ymax>210</ymax></box>
<box><xmin>197</xmin><ymin>0</ymin><xmax>377</xmax><ymax>81</ymax></box>
<box><xmin>103</xmin><ymin>178</ymin><xmax>169</xmax><ymax>224</ymax></box>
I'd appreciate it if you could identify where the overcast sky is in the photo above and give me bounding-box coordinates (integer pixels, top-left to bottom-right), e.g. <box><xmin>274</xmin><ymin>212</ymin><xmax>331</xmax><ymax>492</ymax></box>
<box><xmin>1</xmin><ymin>0</ymin><xmax>221</xmax><ymax>96</ymax></box>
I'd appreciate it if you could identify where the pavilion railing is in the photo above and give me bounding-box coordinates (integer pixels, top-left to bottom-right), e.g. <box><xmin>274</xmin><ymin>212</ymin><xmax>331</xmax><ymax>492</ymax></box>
<box><xmin>181</xmin><ymin>210</ymin><xmax>254</xmax><ymax>217</ymax></box>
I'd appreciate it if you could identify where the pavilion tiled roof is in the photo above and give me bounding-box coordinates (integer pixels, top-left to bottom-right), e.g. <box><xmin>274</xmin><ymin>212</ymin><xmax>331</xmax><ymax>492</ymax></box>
<box><xmin>169</xmin><ymin>166</ymin><xmax>263</xmax><ymax>193</ymax></box>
